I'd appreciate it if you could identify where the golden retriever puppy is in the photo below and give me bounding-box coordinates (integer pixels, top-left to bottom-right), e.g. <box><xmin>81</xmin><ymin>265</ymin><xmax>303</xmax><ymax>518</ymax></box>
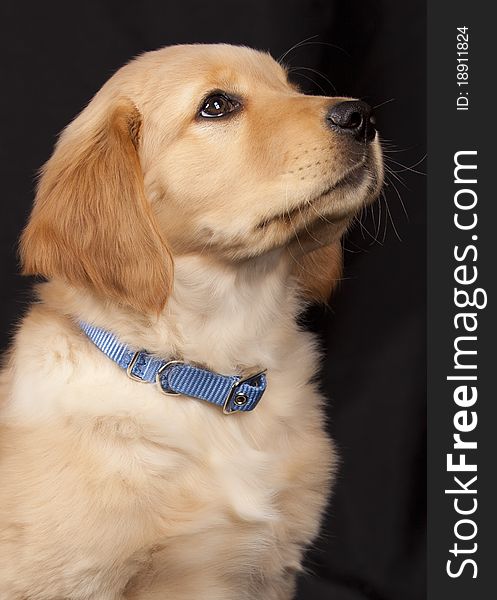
<box><xmin>0</xmin><ymin>44</ymin><xmax>382</xmax><ymax>599</ymax></box>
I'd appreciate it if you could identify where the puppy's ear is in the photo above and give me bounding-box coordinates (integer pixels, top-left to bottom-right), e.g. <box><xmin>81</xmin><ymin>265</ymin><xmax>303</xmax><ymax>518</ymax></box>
<box><xmin>293</xmin><ymin>241</ymin><xmax>343</xmax><ymax>303</ymax></box>
<box><xmin>20</xmin><ymin>100</ymin><xmax>173</xmax><ymax>314</ymax></box>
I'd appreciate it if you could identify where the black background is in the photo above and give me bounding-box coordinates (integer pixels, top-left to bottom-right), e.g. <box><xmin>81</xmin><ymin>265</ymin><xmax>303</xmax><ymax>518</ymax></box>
<box><xmin>0</xmin><ymin>1</ymin><xmax>426</xmax><ymax>599</ymax></box>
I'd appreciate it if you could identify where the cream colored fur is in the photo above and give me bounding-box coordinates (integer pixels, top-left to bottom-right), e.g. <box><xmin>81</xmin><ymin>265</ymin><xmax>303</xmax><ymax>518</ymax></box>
<box><xmin>0</xmin><ymin>44</ymin><xmax>382</xmax><ymax>599</ymax></box>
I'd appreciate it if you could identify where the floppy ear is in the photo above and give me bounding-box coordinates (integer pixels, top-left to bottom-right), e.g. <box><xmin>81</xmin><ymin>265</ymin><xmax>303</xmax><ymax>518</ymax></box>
<box><xmin>293</xmin><ymin>241</ymin><xmax>343</xmax><ymax>303</ymax></box>
<box><xmin>20</xmin><ymin>100</ymin><xmax>173</xmax><ymax>314</ymax></box>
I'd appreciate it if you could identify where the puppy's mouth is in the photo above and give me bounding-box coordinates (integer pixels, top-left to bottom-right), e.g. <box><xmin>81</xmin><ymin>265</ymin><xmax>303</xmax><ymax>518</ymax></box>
<box><xmin>256</xmin><ymin>162</ymin><xmax>367</xmax><ymax>231</ymax></box>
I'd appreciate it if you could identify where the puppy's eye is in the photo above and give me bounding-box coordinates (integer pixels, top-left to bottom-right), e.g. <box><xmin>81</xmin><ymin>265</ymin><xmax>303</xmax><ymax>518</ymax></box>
<box><xmin>199</xmin><ymin>94</ymin><xmax>240</xmax><ymax>118</ymax></box>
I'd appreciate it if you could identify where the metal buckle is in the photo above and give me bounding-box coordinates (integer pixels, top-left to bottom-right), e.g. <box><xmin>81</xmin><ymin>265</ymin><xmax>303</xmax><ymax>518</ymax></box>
<box><xmin>126</xmin><ymin>352</ymin><xmax>148</xmax><ymax>382</ymax></box>
<box><xmin>222</xmin><ymin>369</ymin><xmax>267</xmax><ymax>415</ymax></box>
<box><xmin>156</xmin><ymin>360</ymin><xmax>185</xmax><ymax>396</ymax></box>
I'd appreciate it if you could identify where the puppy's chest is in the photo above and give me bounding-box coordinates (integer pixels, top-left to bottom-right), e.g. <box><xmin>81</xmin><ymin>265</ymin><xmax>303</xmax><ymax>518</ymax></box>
<box><xmin>132</xmin><ymin>413</ymin><xmax>299</xmax><ymax>528</ymax></box>
<box><xmin>96</xmin><ymin>387</ymin><xmax>328</xmax><ymax>558</ymax></box>
<box><xmin>122</xmin><ymin>407</ymin><xmax>323</xmax><ymax>582</ymax></box>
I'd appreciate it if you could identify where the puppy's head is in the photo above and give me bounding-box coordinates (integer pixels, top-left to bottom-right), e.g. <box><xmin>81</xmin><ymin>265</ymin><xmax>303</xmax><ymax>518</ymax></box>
<box><xmin>21</xmin><ymin>44</ymin><xmax>383</xmax><ymax>312</ymax></box>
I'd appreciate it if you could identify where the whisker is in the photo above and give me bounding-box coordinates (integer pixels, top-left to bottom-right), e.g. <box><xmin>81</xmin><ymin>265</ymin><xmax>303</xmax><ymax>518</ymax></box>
<box><xmin>375</xmin><ymin>189</ymin><xmax>383</xmax><ymax>239</ymax></box>
<box><xmin>381</xmin><ymin>191</ymin><xmax>389</xmax><ymax>243</ymax></box>
<box><xmin>304</xmin><ymin>197</ymin><xmax>335</xmax><ymax>225</ymax></box>
<box><xmin>369</xmin><ymin>202</ymin><xmax>377</xmax><ymax>239</ymax></box>
<box><xmin>372</xmin><ymin>98</ymin><xmax>396</xmax><ymax>110</ymax></box>
<box><xmin>383</xmin><ymin>191</ymin><xmax>402</xmax><ymax>241</ymax></box>
<box><xmin>281</xmin><ymin>39</ymin><xmax>351</xmax><ymax>61</ymax></box>
<box><xmin>377</xmin><ymin>138</ymin><xmax>421</xmax><ymax>155</ymax></box>
<box><xmin>289</xmin><ymin>66</ymin><xmax>336</xmax><ymax>93</ymax></box>
<box><xmin>289</xmin><ymin>70</ymin><xmax>327</xmax><ymax>95</ymax></box>
<box><xmin>287</xmin><ymin>210</ymin><xmax>306</xmax><ymax>256</ymax></box>
<box><xmin>384</xmin><ymin>153</ymin><xmax>427</xmax><ymax>175</ymax></box>
<box><xmin>353</xmin><ymin>213</ymin><xmax>383</xmax><ymax>246</ymax></box>
<box><xmin>282</xmin><ymin>182</ymin><xmax>307</xmax><ymax>262</ymax></box>
<box><xmin>384</xmin><ymin>163</ymin><xmax>410</xmax><ymax>191</ymax></box>
<box><xmin>297</xmin><ymin>200</ymin><xmax>323</xmax><ymax>245</ymax></box>
<box><xmin>278</xmin><ymin>35</ymin><xmax>319</xmax><ymax>64</ymax></box>
<box><xmin>384</xmin><ymin>174</ymin><xmax>409</xmax><ymax>221</ymax></box>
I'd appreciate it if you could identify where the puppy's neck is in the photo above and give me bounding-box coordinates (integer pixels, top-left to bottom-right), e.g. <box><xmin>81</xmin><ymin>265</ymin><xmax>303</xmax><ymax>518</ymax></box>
<box><xmin>39</xmin><ymin>251</ymin><xmax>301</xmax><ymax>373</ymax></box>
<box><xmin>170</xmin><ymin>252</ymin><xmax>299</xmax><ymax>370</ymax></box>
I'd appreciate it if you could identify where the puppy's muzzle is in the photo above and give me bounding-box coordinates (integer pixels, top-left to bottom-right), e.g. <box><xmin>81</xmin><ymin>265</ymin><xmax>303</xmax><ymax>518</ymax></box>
<box><xmin>327</xmin><ymin>100</ymin><xmax>376</xmax><ymax>143</ymax></box>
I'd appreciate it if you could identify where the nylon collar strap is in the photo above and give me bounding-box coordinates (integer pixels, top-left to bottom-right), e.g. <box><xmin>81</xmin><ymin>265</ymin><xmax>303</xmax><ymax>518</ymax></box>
<box><xmin>79</xmin><ymin>322</ymin><xmax>267</xmax><ymax>414</ymax></box>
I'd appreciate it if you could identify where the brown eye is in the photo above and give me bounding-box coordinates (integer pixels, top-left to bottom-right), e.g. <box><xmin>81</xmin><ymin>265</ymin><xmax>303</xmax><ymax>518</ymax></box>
<box><xmin>199</xmin><ymin>93</ymin><xmax>240</xmax><ymax>118</ymax></box>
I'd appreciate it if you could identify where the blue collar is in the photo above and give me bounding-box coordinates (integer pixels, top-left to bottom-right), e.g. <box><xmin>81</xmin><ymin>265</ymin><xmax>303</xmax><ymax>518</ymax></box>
<box><xmin>79</xmin><ymin>322</ymin><xmax>267</xmax><ymax>414</ymax></box>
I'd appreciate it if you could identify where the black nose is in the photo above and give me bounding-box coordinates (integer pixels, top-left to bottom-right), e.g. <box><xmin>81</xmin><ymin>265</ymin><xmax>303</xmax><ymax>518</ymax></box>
<box><xmin>327</xmin><ymin>100</ymin><xmax>376</xmax><ymax>142</ymax></box>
